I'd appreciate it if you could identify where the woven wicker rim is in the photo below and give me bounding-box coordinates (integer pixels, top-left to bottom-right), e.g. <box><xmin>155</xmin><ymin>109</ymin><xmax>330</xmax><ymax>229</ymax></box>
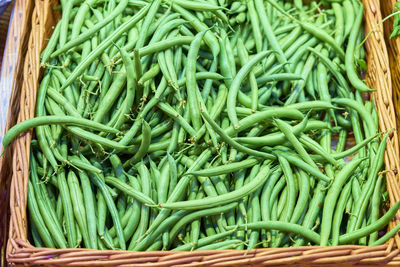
<box><xmin>384</xmin><ymin>0</ymin><xmax>400</xmax><ymax>149</ymax></box>
<box><xmin>5</xmin><ymin>0</ymin><xmax>400</xmax><ymax>265</ymax></box>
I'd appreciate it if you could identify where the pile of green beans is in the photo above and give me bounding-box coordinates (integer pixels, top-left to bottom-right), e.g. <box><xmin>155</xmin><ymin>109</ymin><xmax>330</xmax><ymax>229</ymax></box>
<box><xmin>5</xmin><ymin>0</ymin><xmax>400</xmax><ymax>250</ymax></box>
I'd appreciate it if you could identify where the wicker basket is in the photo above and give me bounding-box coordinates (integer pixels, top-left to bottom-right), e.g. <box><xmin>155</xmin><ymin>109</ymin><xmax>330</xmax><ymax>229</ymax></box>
<box><xmin>5</xmin><ymin>0</ymin><xmax>400</xmax><ymax>265</ymax></box>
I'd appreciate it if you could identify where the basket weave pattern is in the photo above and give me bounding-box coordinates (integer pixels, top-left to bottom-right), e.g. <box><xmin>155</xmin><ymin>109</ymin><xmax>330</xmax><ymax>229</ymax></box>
<box><xmin>0</xmin><ymin>0</ymin><xmax>34</xmax><ymax>266</ymax></box>
<box><xmin>383</xmin><ymin>0</ymin><xmax>400</xmax><ymax>140</ymax></box>
<box><xmin>5</xmin><ymin>0</ymin><xmax>400</xmax><ymax>265</ymax></box>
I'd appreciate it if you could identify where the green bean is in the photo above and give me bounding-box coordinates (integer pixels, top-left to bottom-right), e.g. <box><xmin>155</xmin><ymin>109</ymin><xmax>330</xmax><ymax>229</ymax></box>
<box><xmin>4</xmin><ymin>115</ymin><xmax>121</xmax><ymax>148</ymax></box>
<box><xmin>339</xmin><ymin>201</ymin><xmax>400</xmax><ymax>244</ymax></box>
<box><xmin>138</xmin><ymin>64</ymin><xmax>160</xmax><ymax>86</ymax></box>
<box><xmin>168</xmin><ymin>2</ymin><xmax>219</xmax><ymax>56</ymax></box>
<box><xmin>275</xmin><ymin>119</ymin><xmax>318</xmax><ymax>168</ymax></box>
<box><xmin>331</xmin><ymin>179</ymin><xmax>352</xmax><ymax>246</ymax></box>
<box><xmin>41</xmin><ymin>23</ymin><xmax>62</xmax><ymax>65</ymax></box>
<box><xmin>299</xmin><ymin>134</ymin><xmax>338</xmax><ymax>166</ymax></box>
<box><xmin>332</xmin><ymin>133</ymin><xmax>379</xmax><ymax>160</ymax></box>
<box><xmin>369</xmin><ymin>176</ymin><xmax>383</xmax><ymax>245</ymax></box>
<box><xmin>343</xmin><ymin>0</ymin><xmax>354</xmax><ymax>39</ymax></box>
<box><xmin>52</xmin><ymin>0</ymin><xmax>130</xmax><ymax>57</ymax></box>
<box><xmin>30</xmin><ymin>215</ymin><xmax>44</xmax><ymax>247</ymax></box>
<box><xmin>167</xmin><ymin>154</ymin><xmax>178</xmax><ymax>198</ymax></box>
<box><xmin>57</xmin><ymin>170</ymin><xmax>77</xmax><ymax>248</ymax></box>
<box><xmin>254</xmin><ymin>0</ymin><xmax>289</xmax><ymax>70</ymax></box>
<box><xmin>114</xmin><ymin>47</ymin><xmax>137</xmax><ymax>129</ymax></box>
<box><xmin>234</xmin><ymin>115</ymin><xmax>309</xmax><ymax>146</ymax></box>
<box><xmin>59</xmin><ymin>0</ymin><xmax>73</xmax><ymax>48</ymax></box>
<box><xmin>237</xmin><ymin>39</ymin><xmax>258</xmax><ymax>112</ymax></box>
<box><xmin>274</xmin><ymin>156</ymin><xmax>296</xmax><ymax>246</ymax></box>
<box><xmin>204</xmin><ymin>215</ymin><xmax>218</xmax><ymax>238</ymax></box>
<box><xmin>320</xmin><ymin>157</ymin><xmax>366</xmax><ymax>245</ymax></box>
<box><xmin>149</xmin><ymin>16</ymin><xmax>184</xmax><ymax>45</ymax></box>
<box><xmin>157</xmin><ymin>102</ymin><xmax>196</xmax><ymax>137</ymax></box>
<box><xmin>25</xmin><ymin>0</ymin><xmax>392</xmax><ymax>251</ymax></box>
<box><xmin>223</xmin><ymin>32</ymin><xmax>236</xmax><ymax>79</ymax></box>
<box><xmin>218</xmin><ymin>31</ymin><xmax>234</xmax><ymax>86</ymax></box>
<box><xmin>267</xmin><ymin>0</ymin><xmax>345</xmax><ymax>59</ymax></box>
<box><xmin>30</xmin><ymin>156</ymin><xmax>66</xmax><ymax>248</ymax></box>
<box><xmin>247</xmin><ymin>0</ymin><xmax>262</xmax><ymax>52</ymax></box>
<box><xmin>233</xmin><ymin>169</ymin><xmax>248</xmax><ymax>219</ymax></box>
<box><xmin>45</xmin><ymin>88</ymin><xmax>80</xmax><ymax>118</ymax></box>
<box><xmin>168</xmin><ymin>203</ymin><xmax>237</xmax><ymax>248</ymax></box>
<box><xmin>93</xmin><ymin>71</ymin><xmax>127</xmax><ymax>123</ymax></box>
<box><xmin>227</xmin><ymin>50</ymin><xmax>272</xmax><ymax>128</ymax></box>
<box><xmin>333</xmin><ymin>98</ymin><xmax>376</xmax><ymax>138</ymax></box>
<box><xmin>158</xmin><ymin>159</ymin><xmax>170</xmax><ymax>205</ymax></box>
<box><xmin>172</xmin><ymin>230</ymin><xmax>234</xmax><ymax>251</ymax></box>
<box><xmin>68</xmin><ymin>171</ymin><xmax>91</xmax><ymax>248</ymax></box>
<box><xmin>255</xmin><ymin>73</ymin><xmax>304</xmax><ymax>86</ymax></box>
<box><xmin>187</xmin><ymin>158</ymin><xmax>259</xmax><ymax>177</ymax></box>
<box><xmin>104</xmin><ymin>176</ymin><xmax>155</xmax><ymax>206</ymax></box>
<box><xmin>351</xmin><ymin>133</ymin><xmax>388</xmax><ymax>233</ymax></box>
<box><xmin>68</xmin><ymin>156</ymin><xmax>102</xmax><ymax>174</ymax></box>
<box><xmin>171</xmin><ymin>0</ymin><xmax>225</xmax><ymax>11</ymax></box>
<box><xmin>75</xmin><ymin>224</ymin><xmax>82</xmax><ymax>248</ymax></box>
<box><xmin>35</xmin><ymin>74</ymin><xmax>59</xmax><ymax>170</ymax></box>
<box><xmin>299</xmin><ymin>22</ymin><xmax>344</xmax><ymax>59</ymax></box>
<box><xmin>371</xmin><ymin>223</ymin><xmax>400</xmax><ymax>246</ymax></box>
<box><xmin>59</xmin><ymin>5</ymin><xmax>149</xmax><ymax>92</ymax></box>
<box><xmin>135</xmin><ymin>0</ymin><xmax>162</xmax><ymax>49</ymax></box>
<box><xmin>55</xmin><ymin>193</ymin><xmax>62</xmax><ymax>223</ymax></box>
<box><xmin>53</xmin><ymin>70</ymin><xmax>77</xmax><ymax>107</ymax></box>
<box><xmin>274</xmin><ymin>152</ymin><xmax>331</xmax><ymax>183</ymax></box>
<box><xmin>116</xmin><ymin>178</ymin><xmax>141</xmax><ymax>244</ymax></box>
<box><xmin>102</xmin><ymin>228</ymin><xmax>115</xmax><ymax>249</ymax></box>
<box><xmin>332</xmin><ymin>3</ymin><xmax>344</xmax><ymax>46</ymax></box>
<box><xmin>261</xmin><ymin>167</ymin><xmax>282</xmax><ymax>219</ymax></box>
<box><xmin>182</xmin><ymin>160</ymin><xmax>218</xmax><ymax>198</ymax></box>
<box><xmin>96</xmin><ymin>192</ymin><xmax>106</xmax><ymax>240</ymax></box>
<box><xmin>124</xmin><ymin>121</ymin><xmax>152</xmax><ymax>167</ymax></box>
<box><xmin>186</xmin><ymin>31</ymin><xmax>207</xmax><ymax>131</ymax></box>
<box><xmin>307</xmin><ymin>47</ymin><xmax>350</xmax><ymax>94</ymax></box>
<box><xmin>28</xmin><ymin>181</ymin><xmax>56</xmax><ymax>248</ymax></box>
<box><xmin>157</xmin><ymin>162</ymin><xmax>271</xmax><ymax>210</ymax></box>
<box><xmin>227</xmin><ymin>108</ymin><xmax>304</xmax><ymax>137</ymax></box>
<box><xmin>128</xmin><ymin>164</ymin><xmax>151</xmax><ymax>249</ymax></box>
<box><xmin>291</xmin><ymin>169</ymin><xmax>310</xmax><ymax>224</ymax></box>
<box><xmin>345</xmin><ymin>7</ymin><xmax>373</xmax><ymax>93</ymax></box>
<box><xmin>194</xmin><ymin>83</ymin><xmax>228</xmax><ymax>141</ymax></box>
<box><xmin>89</xmin><ymin>172</ymin><xmax>126</xmax><ymax>249</ymax></box>
<box><xmin>134</xmin><ymin>209</ymin><xmax>190</xmax><ymax>251</ymax></box>
<box><xmin>131</xmin><ymin>120</ymin><xmax>172</xmax><ymax>144</ymax></box>
<box><xmin>226</xmin><ymin>221</ymin><xmax>321</xmax><ymax>244</ymax></box>
<box><xmin>195</xmin><ymin>240</ymin><xmax>243</xmax><ymax>250</ymax></box>
<box><xmin>201</xmin><ymin>109</ymin><xmax>275</xmax><ymax>160</ymax></box>
<box><xmin>285</xmin><ymin>44</ymin><xmax>321</xmax><ymax>104</ymax></box>
<box><xmin>179</xmin><ymin>72</ymin><xmax>225</xmax><ymax>87</ymax></box>
<box><xmin>317</xmin><ymin>49</ymin><xmax>337</xmax><ymax>123</ymax></box>
<box><xmin>78</xmin><ymin>171</ymin><xmax>97</xmax><ymax>249</ymax></box>
<box><xmin>334</xmin><ymin>129</ymin><xmax>347</xmax><ymax>153</ymax></box>
<box><xmin>137</xmin><ymin>36</ymin><xmax>195</xmax><ymax>58</ymax></box>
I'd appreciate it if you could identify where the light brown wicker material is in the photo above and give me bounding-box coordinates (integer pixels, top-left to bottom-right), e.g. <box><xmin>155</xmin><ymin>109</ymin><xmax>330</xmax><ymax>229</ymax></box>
<box><xmin>5</xmin><ymin>0</ymin><xmax>400</xmax><ymax>266</ymax></box>
<box><xmin>382</xmin><ymin>0</ymin><xmax>400</xmax><ymax>132</ymax></box>
<box><xmin>0</xmin><ymin>1</ymin><xmax>34</xmax><ymax>266</ymax></box>
<box><xmin>383</xmin><ymin>0</ymin><xmax>400</xmax><ymax>171</ymax></box>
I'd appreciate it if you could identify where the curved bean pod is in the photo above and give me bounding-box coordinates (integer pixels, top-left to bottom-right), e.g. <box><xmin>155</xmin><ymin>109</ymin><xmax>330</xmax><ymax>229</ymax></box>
<box><xmin>157</xmin><ymin>163</ymin><xmax>271</xmax><ymax>210</ymax></box>
<box><xmin>226</xmin><ymin>221</ymin><xmax>321</xmax><ymax>244</ymax></box>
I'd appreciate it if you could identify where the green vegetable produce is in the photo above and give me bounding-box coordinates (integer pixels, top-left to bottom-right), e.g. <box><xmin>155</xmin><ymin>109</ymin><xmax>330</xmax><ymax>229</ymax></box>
<box><xmin>3</xmin><ymin>0</ymin><xmax>397</xmax><ymax>250</ymax></box>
